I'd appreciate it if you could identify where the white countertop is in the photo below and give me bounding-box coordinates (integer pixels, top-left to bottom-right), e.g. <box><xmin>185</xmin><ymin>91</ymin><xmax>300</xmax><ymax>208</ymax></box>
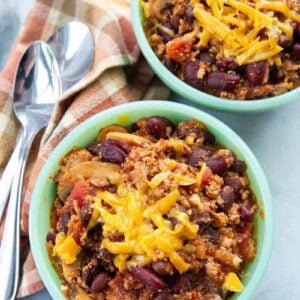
<box><xmin>1</xmin><ymin>2</ymin><xmax>299</xmax><ymax>300</ymax></box>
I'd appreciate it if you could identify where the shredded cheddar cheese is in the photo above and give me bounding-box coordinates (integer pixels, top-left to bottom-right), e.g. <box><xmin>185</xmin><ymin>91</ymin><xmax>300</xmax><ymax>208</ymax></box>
<box><xmin>188</xmin><ymin>0</ymin><xmax>300</xmax><ymax>65</ymax></box>
<box><xmin>94</xmin><ymin>186</ymin><xmax>199</xmax><ymax>273</ymax></box>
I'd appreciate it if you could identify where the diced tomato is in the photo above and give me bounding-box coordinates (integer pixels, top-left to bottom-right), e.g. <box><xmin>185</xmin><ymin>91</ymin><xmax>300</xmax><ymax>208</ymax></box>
<box><xmin>68</xmin><ymin>180</ymin><xmax>92</xmax><ymax>207</ymax></box>
<box><xmin>166</xmin><ymin>37</ymin><xmax>195</xmax><ymax>62</ymax></box>
<box><xmin>202</xmin><ymin>168</ymin><xmax>213</xmax><ymax>185</ymax></box>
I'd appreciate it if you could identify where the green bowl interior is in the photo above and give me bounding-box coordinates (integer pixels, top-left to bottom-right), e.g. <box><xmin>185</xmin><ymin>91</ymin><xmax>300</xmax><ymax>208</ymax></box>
<box><xmin>30</xmin><ymin>101</ymin><xmax>273</xmax><ymax>300</ymax></box>
<box><xmin>130</xmin><ymin>0</ymin><xmax>299</xmax><ymax>112</ymax></box>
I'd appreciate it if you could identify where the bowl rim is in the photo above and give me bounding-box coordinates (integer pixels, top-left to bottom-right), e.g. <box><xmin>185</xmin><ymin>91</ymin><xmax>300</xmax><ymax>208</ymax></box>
<box><xmin>130</xmin><ymin>0</ymin><xmax>300</xmax><ymax>112</ymax></box>
<box><xmin>30</xmin><ymin>101</ymin><xmax>274</xmax><ymax>300</ymax></box>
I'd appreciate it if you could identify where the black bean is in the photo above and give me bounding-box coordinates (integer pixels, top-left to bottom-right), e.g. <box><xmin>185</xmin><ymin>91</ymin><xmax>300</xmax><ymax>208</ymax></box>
<box><xmin>292</xmin><ymin>43</ymin><xmax>300</xmax><ymax>60</ymax></box>
<box><xmin>278</xmin><ymin>35</ymin><xmax>293</xmax><ymax>48</ymax></box>
<box><xmin>245</xmin><ymin>62</ymin><xmax>269</xmax><ymax>86</ymax></box>
<box><xmin>269</xmin><ymin>66</ymin><xmax>284</xmax><ymax>84</ymax></box>
<box><xmin>205</xmin><ymin>227</ymin><xmax>220</xmax><ymax>243</ymax></box>
<box><xmin>170</xmin><ymin>274</ymin><xmax>192</xmax><ymax>294</ymax></box>
<box><xmin>46</xmin><ymin>230</ymin><xmax>56</xmax><ymax>244</ymax></box>
<box><xmin>163</xmin><ymin>56</ymin><xmax>179</xmax><ymax>73</ymax></box>
<box><xmin>81</xmin><ymin>203</ymin><xmax>93</xmax><ymax>227</ymax></box>
<box><xmin>231</xmin><ymin>159</ymin><xmax>247</xmax><ymax>174</ymax></box>
<box><xmin>206</xmin><ymin>155</ymin><xmax>228</xmax><ymax>175</ymax></box>
<box><xmin>147</xmin><ymin>116</ymin><xmax>173</xmax><ymax>139</ymax></box>
<box><xmin>216</xmin><ymin>56</ymin><xmax>237</xmax><ymax>71</ymax></box>
<box><xmin>152</xmin><ymin>260</ymin><xmax>174</xmax><ymax>276</ymax></box>
<box><xmin>151</xmin><ymin>290</ymin><xmax>170</xmax><ymax>300</ymax></box>
<box><xmin>191</xmin><ymin>211</ymin><xmax>211</xmax><ymax>226</ymax></box>
<box><xmin>175</xmin><ymin>124</ymin><xmax>215</xmax><ymax>145</ymax></box>
<box><xmin>82</xmin><ymin>263</ymin><xmax>101</xmax><ymax>286</ymax></box>
<box><xmin>207</xmin><ymin>71</ymin><xmax>240</xmax><ymax>91</ymax></box>
<box><xmin>294</xmin><ymin>23</ymin><xmax>300</xmax><ymax>41</ymax></box>
<box><xmin>90</xmin><ymin>272</ymin><xmax>110</xmax><ymax>293</ymax></box>
<box><xmin>87</xmin><ymin>142</ymin><xmax>100</xmax><ymax>155</ymax></box>
<box><xmin>131</xmin><ymin>122</ymin><xmax>140</xmax><ymax>132</ymax></box>
<box><xmin>224</xmin><ymin>177</ymin><xmax>243</xmax><ymax>194</ymax></box>
<box><xmin>185</xmin><ymin>4</ymin><xmax>195</xmax><ymax>25</ymax></box>
<box><xmin>133</xmin><ymin>266</ymin><xmax>166</xmax><ymax>291</ymax></box>
<box><xmin>183</xmin><ymin>60</ymin><xmax>205</xmax><ymax>90</ymax></box>
<box><xmin>88</xmin><ymin>224</ymin><xmax>103</xmax><ymax>243</ymax></box>
<box><xmin>220</xmin><ymin>186</ymin><xmax>235</xmax><ymax>211</ymax></box>
<box><xmin>98</xmin><ymin>248</ymin><xmax>116</xmax><ymax>273</ymax></box>
<box><xmin>59</xmin><ymin>212</ymin><xmax>70</xmax><ymax>233</ymax></box>
<box><xmin>199</xmin><ymin>51</ymin><xmax>214</xmax><ymax>64</ymax></box>
<box><xmin>188</xmin><ymin>147</ymin><xmax>213</xmax><ymax>167</ymax></box>
<box><xmin>157</xmin><ymin>22</ymin><xmax>174</xmax><ymax>42</ymax></box>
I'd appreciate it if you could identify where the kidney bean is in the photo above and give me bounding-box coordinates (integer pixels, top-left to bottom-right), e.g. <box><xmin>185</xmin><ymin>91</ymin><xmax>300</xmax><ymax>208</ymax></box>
<box><xmin>199</xmin><ymin>51</ymin><xmax>215</xmax><ymax>64</ymax></box>
<box><xmin>220</xmin><ymin>186</ymin><xmax>235</xmax><ymax>211</ymax></box>
<box><xmin>206</xmin><ymin>155</ymin><xmax>228</xmax><ymax>175</ymax></box>
<box><xmin>188</xmin><ymin>147</ymin><xmax>213</xmax><ymax>167</ymax></box>
<box><xmin>207</xmin><ymin>71</ymin><xmax>240</xmax><ymax>91</ymax></box>
<box><xmin>231</xmin><ymin>159</ymin><xmax>247</xmax><ymax>174</ymax></box>
<box><xmin>278</xmin><ymin>35</ymin><xmax>293</xmax><ymax>48</ymax></box>
<box><xmin>81</xmin><ymin>203</ymin><xmax>93</xmax><ymax>226</ymax></box>
<box><xmin>90</xmin><ymin>272</ymin><xmax>110</xmax><ymax>293</ymax></box>
<box><xmin>46</xmin><ymin>230</ymin><xmax>56</xmax><ymax>244</ymax></box>
<box><xmin>152</xmin><ymin>259</ymin><xmax>175</xmax><ymax>276</ymax></box>
<box><xmin>151</xmin><ymin>290</ymin><xmax>170</xmax><ymax>300</ymax></box>
<box><xmin>82</xmin><ymin>263</ymin><xmax>101</xmax><ymax>286</ymax></box>
<box><xmin>224</xmin><ymin>177</ymin><xmax>243</xmax><ymax>195</ymax></box>
<box><xmin>59</xmin><ymin>212</ymin><xmax>70</xmax><ymax>233</ymax></box>
<box><xmin>183</xmin><ymin>60</ymin><xmax>205</xmax><ymax>90</ymax></box>
<box><xmin>162</xmin><ymin>56</ymin><xmax>179</xmax><ymax>74</ymax></box>
<box><xmin>147</xmin><ymin>116</ymin><xmax>173</xmax><ymax>139</ymax></box>
<box><xmin>216</xmin><ymin>56</ymin><xmax>237</xmax><ymax>71</ymax></box>
<box><xmin>157</xmin><ymin>22</ymin><xmax>174</xmax><ymax>42</ymax></box>
<box><xmin>292</xmin><ymin>43</ymin><xmax>300</xmax><ymax>60</ymax></box>
<box><xmin>133</xmin><ymin>266</ymin><xmax>166</xmax><ymax>291</ymax></box>
<box><xmin>170</xmin><ymin>274</ymin><xmax>192</xmax><ymax>293</ymax></box>
<box><xmin>99</xmin><ymin>139</ymin><xmax>131</xmax><ymax>163</ymax></box>
<box><xmin>239</xmin><ymin>198</ymin><xmax>254</xmax><ymax>222</ymax></box>
<box><xmin>245</xmin><ymin>62</ymin><xmax>269</xmax><ymax>86</ymax></box>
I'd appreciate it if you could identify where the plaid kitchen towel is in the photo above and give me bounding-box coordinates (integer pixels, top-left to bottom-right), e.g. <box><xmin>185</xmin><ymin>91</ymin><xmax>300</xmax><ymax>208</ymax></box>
<box><xmin>0</xmin><ymin>0</ymin><xmax>170</xmax><ymax>297</ymax></box>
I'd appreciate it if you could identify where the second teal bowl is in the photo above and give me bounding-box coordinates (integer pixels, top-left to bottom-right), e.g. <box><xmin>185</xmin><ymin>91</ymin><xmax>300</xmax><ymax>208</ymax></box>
<box><xmin>30</xmin><ymin>101</ymin><xmax>273</xmax><ymax>300</ymax></box>
<box><xmin>131</xmin><ymin>0</ymin><xmax>299</xmax><ymax>112</ymax></box>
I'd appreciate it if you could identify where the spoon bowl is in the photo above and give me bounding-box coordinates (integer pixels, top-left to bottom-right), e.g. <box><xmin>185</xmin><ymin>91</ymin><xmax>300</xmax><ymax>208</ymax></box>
<box><xmin>48</xmin><ymin>21</ymin><xmax>94</xmax><ymax>93</ymax></box>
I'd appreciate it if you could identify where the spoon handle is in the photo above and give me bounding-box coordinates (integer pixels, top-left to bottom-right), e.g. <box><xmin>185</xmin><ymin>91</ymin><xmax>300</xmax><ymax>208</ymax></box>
<box><xmin>0</xmin><ymin>139</ymin><xmax>22</xmax><ymax>222</ymax></box>
<box><xmin>0</xmin><ymin>128</ymin><xmax>36</xmax><ymax>300</ymax></box>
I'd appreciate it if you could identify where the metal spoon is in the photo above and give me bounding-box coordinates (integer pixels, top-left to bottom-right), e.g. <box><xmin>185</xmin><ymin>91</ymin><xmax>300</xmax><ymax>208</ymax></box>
<box><xmin>0</xmin><ymin>41</ymin><xmax>62</xmax><ymax>300</ymax></box>
<box><xmin>0</xmin><ymin>21</ymin><xmax>94</xmax><ymax>222</ymax></box>
<box><xmin>48</xmin><ymin>21</ymin><xmax>94</xmax><ymax>93</ymax></box>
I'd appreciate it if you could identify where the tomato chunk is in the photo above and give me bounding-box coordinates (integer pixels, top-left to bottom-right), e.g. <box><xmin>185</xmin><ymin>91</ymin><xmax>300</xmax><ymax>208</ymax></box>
<box><xmin>166</xmin><ymin>37</ymin><xmax>195</xmax><ymax>62</ymax></box>
<box><xmin>202</xmin><ymin>168</ymin><xmax>213</xmax><ymax>185</ymax></box>
<box><xmin>69</xmin><ymin>180</ymin><xmax>92</xmax><ymax>206</ymax></box>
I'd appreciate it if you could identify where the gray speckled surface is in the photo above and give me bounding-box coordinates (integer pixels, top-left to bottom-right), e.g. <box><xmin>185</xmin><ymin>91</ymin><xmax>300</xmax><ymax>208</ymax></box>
<box><xmin>1</xmin><ymin>1</ymin><xmax>300</xmax><ymax>300</ymax></box>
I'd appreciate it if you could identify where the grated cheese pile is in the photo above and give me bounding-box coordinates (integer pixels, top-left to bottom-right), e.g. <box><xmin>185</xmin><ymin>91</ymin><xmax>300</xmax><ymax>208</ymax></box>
<box><xmin>92</xmin><ymin>162</ymin><xmax>207</xmax><ymax>273</ymax></box>
<box><xmin>189</xmin><ymin>0</ymin><xmax>300</xmax><ymax>65</ymax></box>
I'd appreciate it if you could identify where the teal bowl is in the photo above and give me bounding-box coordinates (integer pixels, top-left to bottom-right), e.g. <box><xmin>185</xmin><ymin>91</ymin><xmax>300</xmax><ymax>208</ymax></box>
<box><xmin>131</xmin><ymin>0</ymin><xmax>299</xmax><ymax>112</ymax></box>
<box><xmin>30</xmin><ymin>101</ymin><xmax>274</xmax><ymax>300</ymax></box>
